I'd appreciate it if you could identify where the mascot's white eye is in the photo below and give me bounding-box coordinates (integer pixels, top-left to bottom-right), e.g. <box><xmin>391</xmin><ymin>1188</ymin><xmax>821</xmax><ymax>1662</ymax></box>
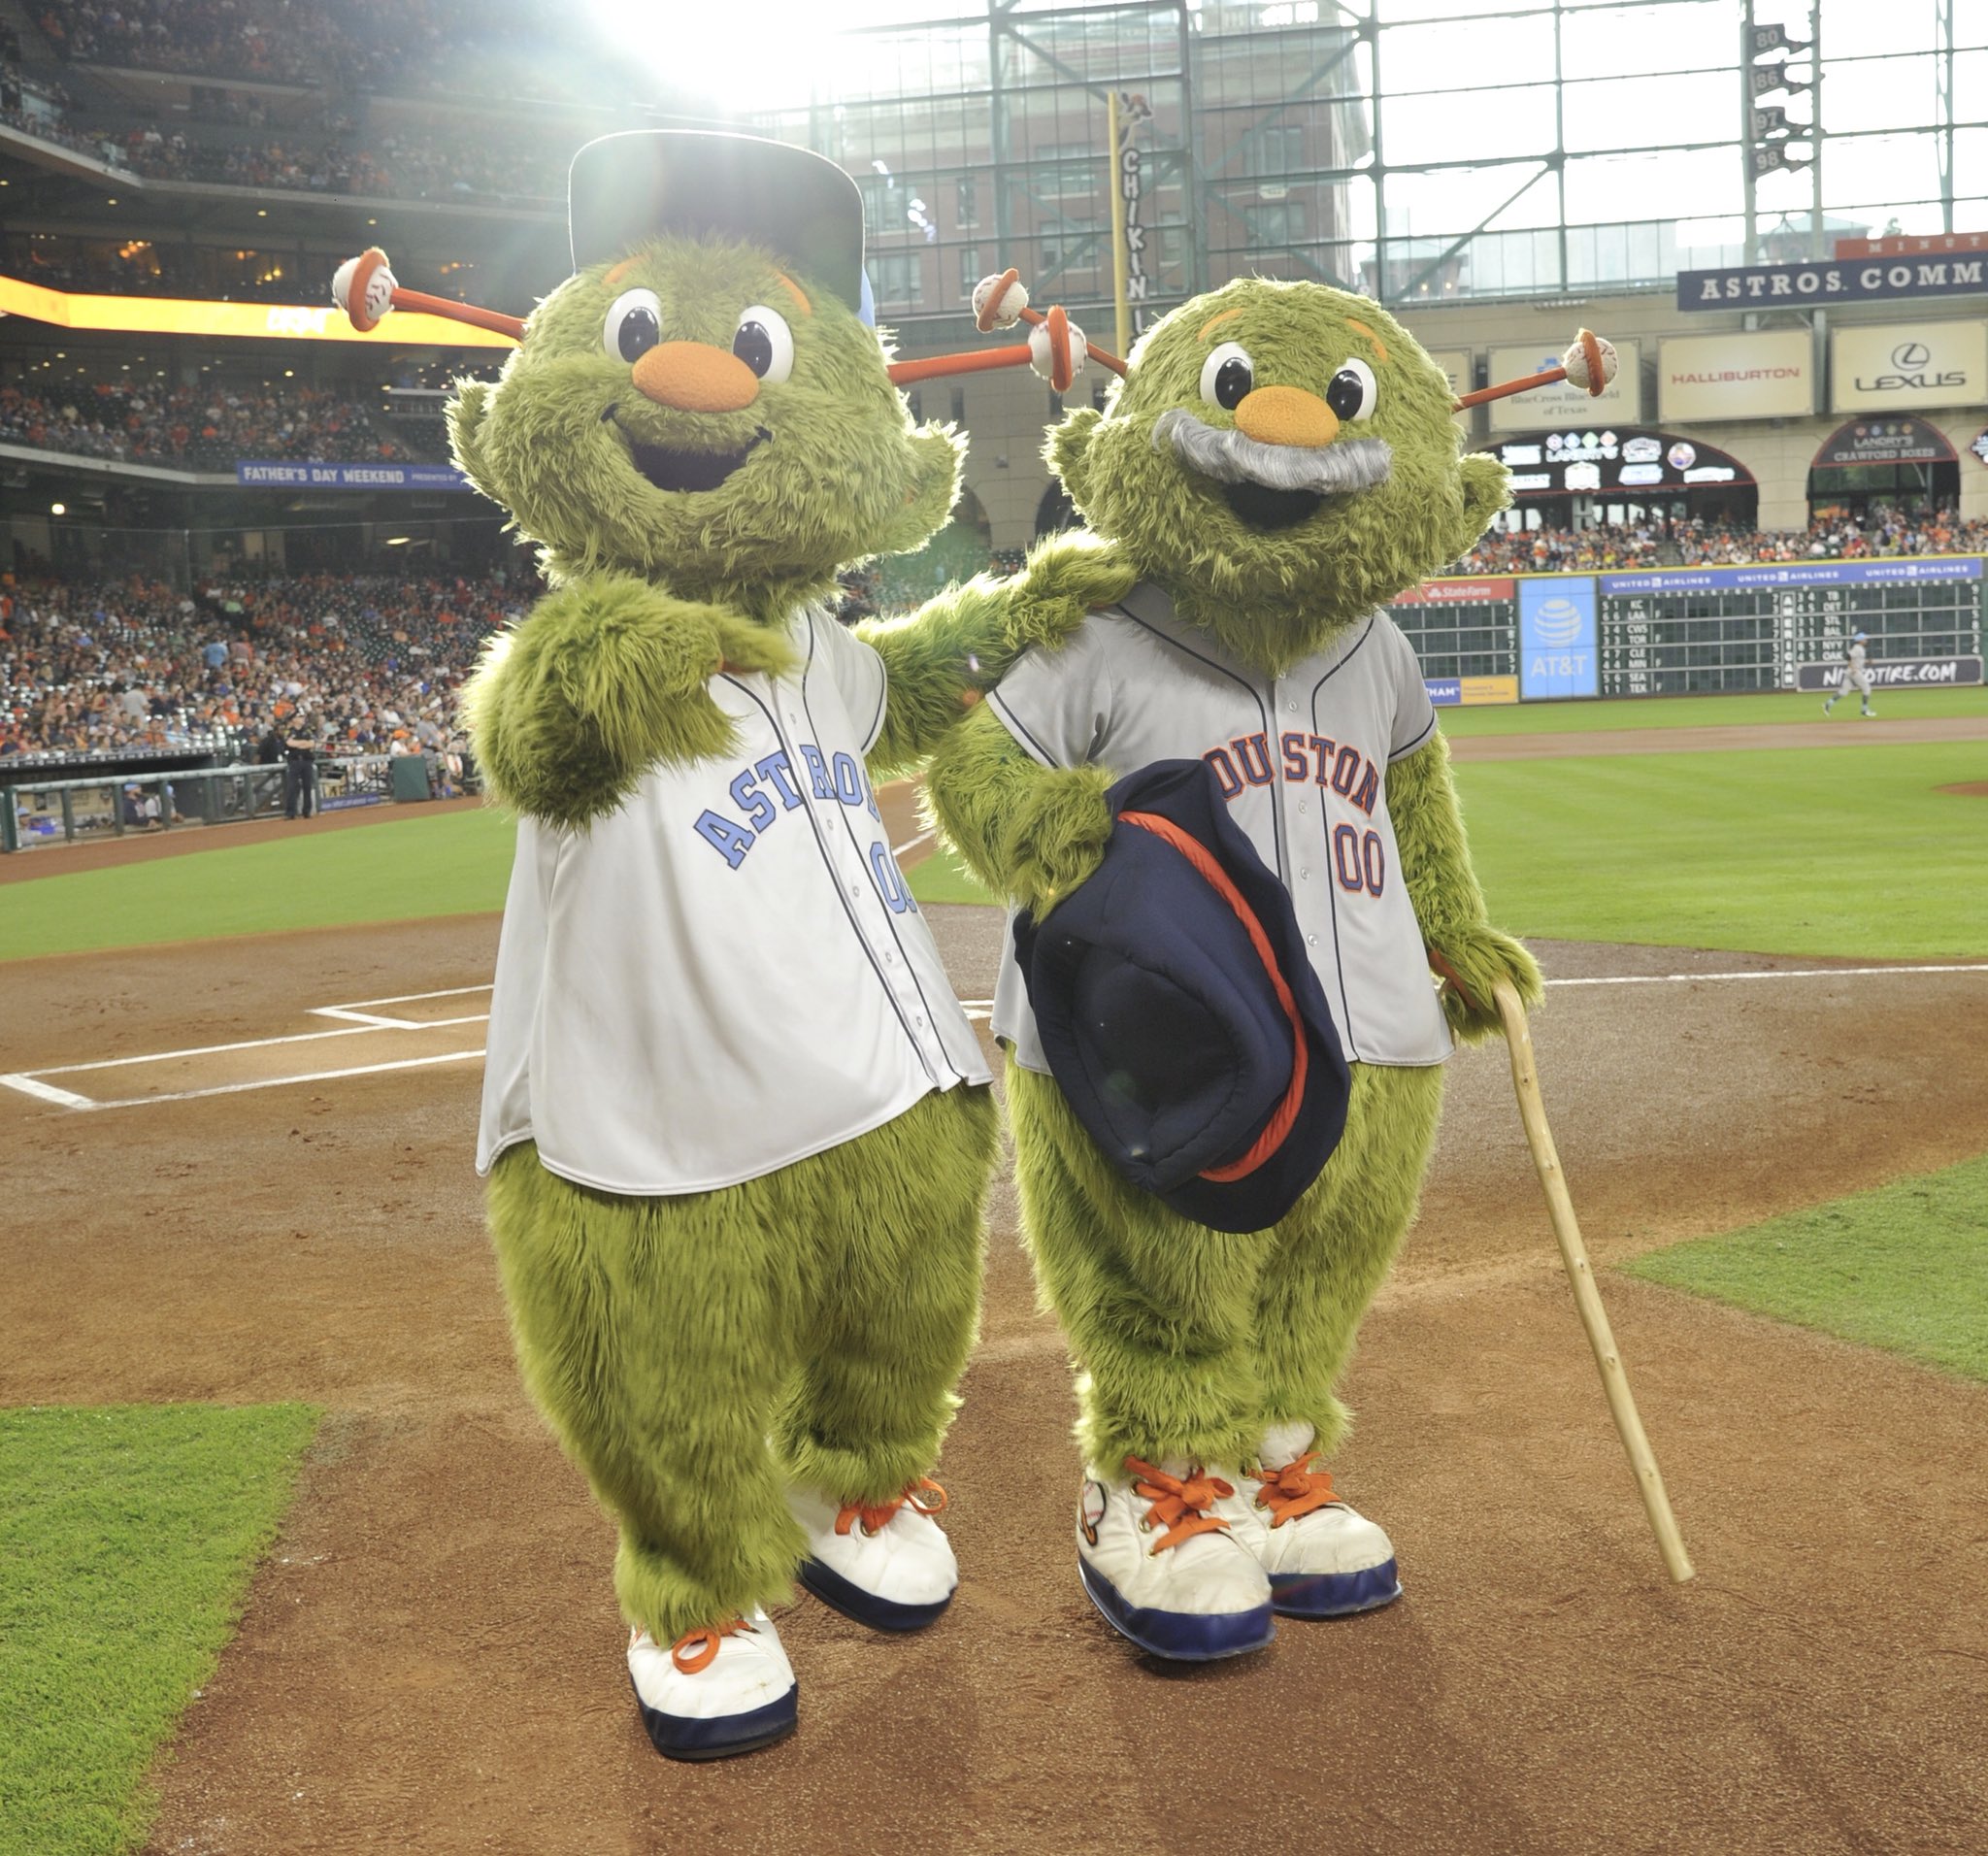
<box><xmin>1326</xmin><ymin>356</ymin><xmax>1378</xmax><ymax>421</ymax></box>
<box><xmin>1200</xmin><ymin>341</ymin><xmax>1253</xmax><ymax>412</ymax></box>
<box><xmin>605</xmin><ymin>288</ymin><xmax>663</xmax><ymax>364</ymax></box>
<box><xmin>733</xmin><ymin>306</ymin><xmax>795</xmax><ymax>384</ymax></box>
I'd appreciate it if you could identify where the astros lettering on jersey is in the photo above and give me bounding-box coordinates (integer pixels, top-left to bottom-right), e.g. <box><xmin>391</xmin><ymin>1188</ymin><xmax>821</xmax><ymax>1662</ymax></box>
<box><xmin>985</xmin><ymin>580</ymin><xmax>1447</xmax><ymax>1070</ymax></box>
<box><xmin>479</xmin><ymin>606</ymin><xmax>992</xmax><ymax>1195</ymax></box>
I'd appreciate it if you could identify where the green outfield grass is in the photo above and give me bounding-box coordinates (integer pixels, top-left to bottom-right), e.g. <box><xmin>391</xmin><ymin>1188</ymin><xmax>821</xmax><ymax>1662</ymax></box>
<box><xmin>7</xmin><ymin>726</ymin><xmax>1984</xmax><ymax>961</ymax></box>
<box><xmin>1623</xmin><ymin>1154</ymin><xmax>1988</xmax><ymax>1384</ymax></box>
<box><xmin>1457</xmin><ymin>742</ymin><xmax>1986</xmax><ymax>958</ymax></box>
<box><xmin>1437</xmin><ymin>684</ymin><xmax>1988</xmax><ymax>737</ymax></box>
<box><xmin>0</xmin><ymin>807</ymin><xmax>516</xmax><ymax>962</ymax></box>
<box><xmin>0</xmin><ymin>1403</ymin><xmax>319</xmax><ymax>1856</ymax></box>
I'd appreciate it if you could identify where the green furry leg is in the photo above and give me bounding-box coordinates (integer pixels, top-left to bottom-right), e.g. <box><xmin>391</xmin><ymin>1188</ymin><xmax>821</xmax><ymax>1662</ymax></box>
<box><xmin>487</xmin><ymin>1146</ymin><xmax>808</xmax><ymax>1641</ymax></box>
<box><xmin>1008</xmin><ymin>1059</ymin><xmax>1441</xmax><ymax>1471</ymax></box>
<box><xmin>1009</xmin><ymin>1059</ymin><xmax>1270</xmax><ymax>1472</ymax></box>
<box><xmin>1249</xmin><ymin>1063</ymin><xmax>1443</xmax><ymax>1456</ymax></box>
<box><xmin>486</xmin><ymin>1087</ymin><xmax>995</xmax><ymax>1640</ymax></box>
<box><xmin>771</xmin><ymin>1085</ymin><xmax>998</xmax><ymax>1504</ymax></box>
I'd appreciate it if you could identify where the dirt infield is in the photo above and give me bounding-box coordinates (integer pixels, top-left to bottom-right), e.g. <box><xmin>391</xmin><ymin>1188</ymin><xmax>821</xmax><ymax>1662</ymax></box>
<box><xmin>4</xmin><ymin>905</ymin><xmax>1986</xmax><ymax>1854</ymax></box>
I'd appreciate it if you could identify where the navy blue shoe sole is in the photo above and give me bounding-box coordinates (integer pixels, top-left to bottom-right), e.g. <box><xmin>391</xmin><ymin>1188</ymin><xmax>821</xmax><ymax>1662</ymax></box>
<box><xmin>1269</xmin><ymin>1559</ymin><xmax>1402</xmax><ymax>1619</ymax></box>
<box><xmin>632</xmin><ymin>1680</ymin><xmax>799</xmax><ymax>1762</ymax></box>
<box><xmin>798</xmin><ymin>1556</ymin><xmax>953</xmax><ymax>1633</ymax></box>
<box><xmin>1077</xmin><ymin>1557</ymin><xmax>1276</xmax><ymax>1662</ymax></box>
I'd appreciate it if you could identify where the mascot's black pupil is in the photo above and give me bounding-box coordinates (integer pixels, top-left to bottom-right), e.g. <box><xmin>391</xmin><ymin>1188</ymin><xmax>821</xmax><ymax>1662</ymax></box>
<box><xmin>617</xmin><ymin>307</ymin><xmax>660</xmax><ymax>362</ymax></box>
<box><xmin>734</xmin><ymin>321</ymin><xmax>776</xmax><ymax>377</ymax></box>
<box><xmin>1327</xmin><ymin>368</ymin><xmax>1366</xmax><ymax>419</ymax></box>
<box><xmin>1214</xmin><ymin>357</ymin><xmax>1252</xmax><ymax>410</ymax></box>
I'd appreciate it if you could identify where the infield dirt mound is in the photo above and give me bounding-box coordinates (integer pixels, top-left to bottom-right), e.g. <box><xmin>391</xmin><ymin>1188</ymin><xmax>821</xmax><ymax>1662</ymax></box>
<box><xmin>1</xmin><ymin>917</ymin><xmax>1984</xmax><ymax>1853</ymax></box>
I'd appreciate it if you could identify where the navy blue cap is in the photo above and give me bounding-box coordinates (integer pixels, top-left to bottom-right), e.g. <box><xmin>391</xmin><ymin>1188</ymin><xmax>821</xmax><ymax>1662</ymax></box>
<box><xmin>1012</xmin><ymin>759</ymin><xmax>1351</xmax><ymax>1234</ymax></box>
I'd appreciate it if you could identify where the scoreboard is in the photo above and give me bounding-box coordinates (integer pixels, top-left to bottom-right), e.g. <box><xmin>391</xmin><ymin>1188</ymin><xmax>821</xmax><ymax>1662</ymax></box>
<box><xmin>1388</xmin><ymin>556</ymin><xmax>1985</xmax><ymax>703</ymax></box>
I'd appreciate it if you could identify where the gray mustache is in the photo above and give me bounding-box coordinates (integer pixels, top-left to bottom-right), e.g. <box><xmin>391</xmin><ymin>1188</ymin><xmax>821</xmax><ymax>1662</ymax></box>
<box><xmin>1151</xmin><ymin>408</ymin><xmax>1393</xmax><ymax>496</ymax></box>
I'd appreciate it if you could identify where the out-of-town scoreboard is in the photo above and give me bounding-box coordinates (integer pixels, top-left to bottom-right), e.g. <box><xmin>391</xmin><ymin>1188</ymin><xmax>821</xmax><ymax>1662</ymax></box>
<box><xmin>1387</xmin><ymin>556</ymin><xmax>1985</xmax><ymax>703</ymax></box>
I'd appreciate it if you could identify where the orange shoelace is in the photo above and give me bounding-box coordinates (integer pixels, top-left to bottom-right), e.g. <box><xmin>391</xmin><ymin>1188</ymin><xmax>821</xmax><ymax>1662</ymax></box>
<box><xmin>1125</xmin><ymin>1457</ymin><xmax>1235</xmax><ymax>1554</ymax></box>
<box><xmin>669</xmin><ymin>1615</ymin><xmax>754</xmax><ymax>1675</ymax></box>
<box><xmin>1247</xmin><ymin>1451</ymin><xmax>1342</xmax><ymax>1528</ymax></box>
<box><xmin>834</xmin><ymin>1475</ymin><xmax>948</xmax><ymax>1540</ymax></box>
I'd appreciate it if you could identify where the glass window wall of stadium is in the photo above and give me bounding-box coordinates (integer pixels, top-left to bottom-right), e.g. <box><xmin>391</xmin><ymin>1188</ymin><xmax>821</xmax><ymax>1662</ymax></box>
<box><xmin>633</xmin><ymin>0</ymin><xmax>1988</xmax><ymax>330</ymax></box>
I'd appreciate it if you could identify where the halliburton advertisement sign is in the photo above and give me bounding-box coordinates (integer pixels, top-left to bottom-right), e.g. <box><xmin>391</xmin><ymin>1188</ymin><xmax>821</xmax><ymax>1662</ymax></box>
<box><xmin>1831</xmin><ymin>321</ymin><xmax>1988</xmax><ymax>414</ymax></box>
<box><xmin>1657</xmin><ymin>330</ymin><xmax>1813</xmax><ymax>423</ymax></box>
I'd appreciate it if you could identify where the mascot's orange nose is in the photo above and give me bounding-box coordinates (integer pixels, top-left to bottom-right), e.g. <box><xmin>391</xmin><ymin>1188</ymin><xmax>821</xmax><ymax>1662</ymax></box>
<box><xmin>632</xmin><ymin>342</ymin><xmax>761</xmax><ymax>413</ymax></box>
<box><xmin>1234</xmin><ymin>385</ymin><xmax>1338</xmax><ymax>448</ymax></box>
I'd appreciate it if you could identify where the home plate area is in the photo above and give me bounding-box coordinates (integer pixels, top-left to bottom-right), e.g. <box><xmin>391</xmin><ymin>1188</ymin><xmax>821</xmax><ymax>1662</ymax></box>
<box><xmin>0</xmin><ymin>981</ymin><xmax>1001</xmax><ymax>1112</ymax></box>
<box><xmin>0</xmin><ymin>986</ymin><xmax>494</xmax><ymax>1110</ymax></box>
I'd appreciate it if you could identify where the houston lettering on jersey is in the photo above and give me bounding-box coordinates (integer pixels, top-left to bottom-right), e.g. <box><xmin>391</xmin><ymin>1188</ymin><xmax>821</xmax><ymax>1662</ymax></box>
<box><xmin>1202</xmin><ymin>730</ymin><xmax>1381</xmax><ymax>816</ymax></box>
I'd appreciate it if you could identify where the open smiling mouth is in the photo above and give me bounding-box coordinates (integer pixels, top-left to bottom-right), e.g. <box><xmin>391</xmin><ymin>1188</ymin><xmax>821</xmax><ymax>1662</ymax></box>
<box><xmin>604</xmin><ymin>407</ymin><xmax>770</xmax><ymax>493</ymax></box>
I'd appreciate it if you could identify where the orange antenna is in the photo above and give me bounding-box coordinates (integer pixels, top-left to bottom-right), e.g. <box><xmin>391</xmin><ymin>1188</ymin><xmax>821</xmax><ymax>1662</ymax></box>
<box><xmin>884</xmin><ymin>267</ymin><xmax>1128</xmax><ymax>395</ymax></box>
<box><xmin>1455</xmin><ymin>328</ymin><xmax>1614</xmax><ymax>411</ymax></box>
<box><xmin>331</xmin><ymin>248</ymin><xmax>525</xmax><ymax>343</ymax></box>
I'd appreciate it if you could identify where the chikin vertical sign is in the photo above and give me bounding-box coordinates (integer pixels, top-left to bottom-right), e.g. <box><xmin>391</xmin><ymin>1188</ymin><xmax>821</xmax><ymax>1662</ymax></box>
<box><xmin>1108</xmin><ymin>89</ymin><xmax>1155</xmax><ymax>356</ymax></box>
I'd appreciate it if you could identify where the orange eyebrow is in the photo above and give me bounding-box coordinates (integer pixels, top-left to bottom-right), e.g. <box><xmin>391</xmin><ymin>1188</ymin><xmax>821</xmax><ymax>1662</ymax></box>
<box><xmin>604</xmin><ymin>256</ymin><xmax>642</xmax><ymax>288</ymax></box>
<box><xmin>773</xmin><ymin>272</ymin><xmax>812</xmax><ymax>315</ymax></box>
<box><xmin>1199</xmin><ymin>308</ymin><xmax>1243</xmax><ymax>343</ymax></box>
<box><xmin>1345</xmin><ymin>317</ymin><xmax>1388</xmax><ymax>362</ymax></box>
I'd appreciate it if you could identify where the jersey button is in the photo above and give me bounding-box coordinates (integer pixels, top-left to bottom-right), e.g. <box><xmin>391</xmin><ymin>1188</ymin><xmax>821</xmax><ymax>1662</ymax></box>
<box><xmin>1299</xmin><ymin>866</ymin><xmax>1309</xmax><ymax>879</ymax></box>
<box><xmin>1308</xmin><ymin>934</ymin><xmax>1318</xmax><ymax>946</ymax></box>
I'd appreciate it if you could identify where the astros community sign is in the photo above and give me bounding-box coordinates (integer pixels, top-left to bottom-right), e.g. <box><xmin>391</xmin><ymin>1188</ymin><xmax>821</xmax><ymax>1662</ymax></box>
<box><xmin>1677</xmin><ymin>258</ymin><xmax>1988</xmax><ymax>310</ymax></box>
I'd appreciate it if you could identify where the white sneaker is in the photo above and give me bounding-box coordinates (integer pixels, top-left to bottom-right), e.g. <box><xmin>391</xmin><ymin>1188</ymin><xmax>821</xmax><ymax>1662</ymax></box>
<box><xmin>626</xmin><ymin>1607</ymin><xmax>797</xmax><ymax>1761</ymax></box>
<box><xmin>792</xmin><ymin>1477</ymin><xmax>958</xmax><ymax>1632</ymax></box>
<box><xmin>1210</xmin><ymin>1423</ymin><xmax>1402</xmax><ymax>1619</ymax></box>
<box><xmin>1075</xmin><ymin>1458</ymin><xmax>1275</xmax><ymax>1661</ymax></box>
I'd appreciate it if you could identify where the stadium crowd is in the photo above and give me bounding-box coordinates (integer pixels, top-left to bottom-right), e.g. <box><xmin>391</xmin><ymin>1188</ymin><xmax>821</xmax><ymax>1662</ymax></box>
<box><xmin>1</xmin><ymin>504</ymin><xmax>1980</xmax><ymax>762</ymax></box>
<box><xmin>0</xmin><ymin>570</ymin><xmax>522</xmax><ymax>763</ymax></box>
<box><xmin>0</xmin><ymin>377</ymin><xmax>430</xmax><ymax>467</ymax></box>
<box><xmin>1452</xmin><ymin>508</ymin><xmax>1988</xmax><ymax>575</ymax></box>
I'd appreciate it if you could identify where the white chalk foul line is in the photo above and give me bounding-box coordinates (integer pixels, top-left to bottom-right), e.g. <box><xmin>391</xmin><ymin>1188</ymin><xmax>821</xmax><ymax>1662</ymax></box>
<box><xmin>891</xmin><ymin>828</ymin><xmax>936</xmax><ymax>859</ymax></box>
<box><xmin>1546</xmin><ymin>963</ymin><xmax>1988</xmax><ymax>988</ymax></box>
<box><xmin>21</xmin><ymin>1014</ymin><xmax>491</xmax><ymax>1077</ymax></box>
<box><xmin>79</xmin><ymin>1048</ymin><xmax>488</xmax><ymax>1111</ymax></box>
<box><xmin>0</xmin><ymin>1073</ymin><xmax>95</xmax><ymax>1109</ymax></box>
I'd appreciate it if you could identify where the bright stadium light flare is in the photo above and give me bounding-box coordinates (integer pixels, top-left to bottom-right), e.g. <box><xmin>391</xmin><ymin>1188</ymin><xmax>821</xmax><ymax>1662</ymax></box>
<box><xmin>50</xmin><ymin>503</ymin><xmax>65</xmax><ymax>515</ymax></box>
<box><xmin>593</xmin><ymin>0</ymin><xmax>829</xmax><ymax>110</ymax></box>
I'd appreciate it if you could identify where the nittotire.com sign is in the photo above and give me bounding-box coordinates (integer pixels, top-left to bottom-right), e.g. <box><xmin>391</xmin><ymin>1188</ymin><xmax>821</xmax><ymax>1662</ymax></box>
<box><xmin>1795</xmin><ymin>655</ymin><xmax>1984</xmax><ymax>692</ymax></box>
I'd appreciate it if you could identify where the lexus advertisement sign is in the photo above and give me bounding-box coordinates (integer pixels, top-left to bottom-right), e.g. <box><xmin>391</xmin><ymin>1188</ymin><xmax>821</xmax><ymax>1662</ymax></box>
<box><xmin>1831</xmin><ymin>321</ymin><xmax>1987</xmax><ymax>414</ymax></box>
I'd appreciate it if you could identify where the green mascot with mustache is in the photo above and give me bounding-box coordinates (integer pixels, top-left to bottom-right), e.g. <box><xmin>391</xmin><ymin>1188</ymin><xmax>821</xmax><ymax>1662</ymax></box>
<box><xmin>338</xmin><ymin>133</ymin><xmax>1078</xmax><ymax>1760</ymax></box>
<box><xmin>923</xmin><ymin>278</ymin><xmax>1544</xmax><ymax>1659</ymax></box>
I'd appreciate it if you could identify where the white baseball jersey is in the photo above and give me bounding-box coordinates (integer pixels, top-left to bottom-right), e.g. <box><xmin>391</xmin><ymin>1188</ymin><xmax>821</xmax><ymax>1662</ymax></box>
<box><xmin>986</xmin><ymin>581</ymin><xmax>1450</xmax><ymax>1071</ymax></box>
<box><xmin>477</xmin><ymin>604</ymin><xmax>991</xmax><ymax>1196</ymax></box>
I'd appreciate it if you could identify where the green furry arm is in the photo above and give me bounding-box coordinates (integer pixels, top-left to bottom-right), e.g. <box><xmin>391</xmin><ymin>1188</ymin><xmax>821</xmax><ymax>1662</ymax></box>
<box><xmin>923</xmin><ymin>702</ymin><xmax>1114</xmax><ymax>915</ymax></box>
<box><xmin>1389</xmin><ymin>731</ymin><xmax>1542</xmax><ymax>1044</ymax></box>
<box><xmin>856</xmin><ymin>531</ymin><xmax>1140</xmax><ymax>777</ymax></box>
<box><xmin>464</xmin><ymin>572</ymin><xmax>797</xmax><ymax>831</ymax></box>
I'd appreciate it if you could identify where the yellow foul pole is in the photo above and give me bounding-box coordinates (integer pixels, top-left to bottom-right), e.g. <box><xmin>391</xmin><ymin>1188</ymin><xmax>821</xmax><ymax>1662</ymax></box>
<box><xmin>1107</xmin><ymin>89</ymin><xmax>1132</xmax><ymax>359</ymax></box>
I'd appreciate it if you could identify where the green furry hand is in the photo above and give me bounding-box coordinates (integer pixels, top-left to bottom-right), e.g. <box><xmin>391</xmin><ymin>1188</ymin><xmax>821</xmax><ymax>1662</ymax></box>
<box><xmin>467</xmin><ymin>575</ymin><xmax>797</xmax><ymax>830</ymax></box>
<box><xmin>1004</xmin><ymin>532</ymin><xmax>1142</xmax><ymax>654</ymax></box>
<box><xmin>1427</xmin><ymin>926</ymin><xmax>1543</xmax><ymax>1045</ymax></box>
<box><xmin>1003</xmin><ymin>765</ymin><xmax>1115</xmax><ymax>916</ymax></box>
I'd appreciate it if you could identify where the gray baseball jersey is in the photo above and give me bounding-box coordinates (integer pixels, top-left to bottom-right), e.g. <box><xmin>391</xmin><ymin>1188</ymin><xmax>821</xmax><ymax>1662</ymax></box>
<box><xmin>1844</xmin><ymin>641</ymin><xmax>1872</xmax><ymax>689</ymax></box>
<box><xmin>986</xmin><ymin>581</ymin><xmax>1450</xmax><ymax>1071</ymax></box>
<box><xmin>477</xmin><ymin>604</ymin><xmax>991</xmax><ymax>1196</ymax></box>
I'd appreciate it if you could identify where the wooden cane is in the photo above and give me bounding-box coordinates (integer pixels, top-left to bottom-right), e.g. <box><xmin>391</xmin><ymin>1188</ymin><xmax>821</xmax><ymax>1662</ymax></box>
<box><xmin>1491</xmin><ymin>978</ymin><xmax>1695</xmax><ymax>1584</ymax></box>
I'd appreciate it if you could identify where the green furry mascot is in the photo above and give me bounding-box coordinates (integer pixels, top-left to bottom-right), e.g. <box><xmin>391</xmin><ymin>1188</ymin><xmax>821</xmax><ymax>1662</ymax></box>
<box><xmin>426</xmin><ymin>133</ymin><xmax>1062</xmax><ymax>1760</ymax></box>
<box><xmin>922</xmin><ymin>278</ymin><xmax>1542</xmax><ymax>1660</ymax></box>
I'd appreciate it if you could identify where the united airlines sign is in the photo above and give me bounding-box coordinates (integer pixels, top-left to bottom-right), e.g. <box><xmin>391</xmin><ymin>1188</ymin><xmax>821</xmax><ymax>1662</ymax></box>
<box><xmin>1677</xmin><ymin>257</ymin><xmax>1988</xmax><ymax>311</ymax></box>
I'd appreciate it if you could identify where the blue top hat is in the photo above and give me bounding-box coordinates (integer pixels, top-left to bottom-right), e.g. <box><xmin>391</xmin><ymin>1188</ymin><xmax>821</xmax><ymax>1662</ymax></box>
<box><xmin>1012</xmin><ymin>759</ymin><xmax>1352</xmax><ymax>1234</ymax></box>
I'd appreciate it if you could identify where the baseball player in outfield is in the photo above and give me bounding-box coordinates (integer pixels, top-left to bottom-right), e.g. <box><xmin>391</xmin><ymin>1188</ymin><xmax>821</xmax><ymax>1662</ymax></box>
<box><xmin>1823</xmin><ymin>630</ymin><xmax>1876</xmax><ymax>716</ymax></box>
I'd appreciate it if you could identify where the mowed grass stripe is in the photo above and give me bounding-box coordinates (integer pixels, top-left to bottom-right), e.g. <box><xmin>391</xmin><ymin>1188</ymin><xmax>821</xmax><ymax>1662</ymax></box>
<box><xmin>6</xmin><ymin>739</ymin><xmax>1983</xmax><ymax>962</ymax></box>
<box><xmin>1457</xmin><ymin>742</ymin><xmax>1987</xmax><ymax>959</ymax></box>
<box><xmin>1623</xmin><ymin>1154</ymin><xmax>1988</xmax><ymax>1384</ymax></box>
<box><xmin>1437</xmin><ymin>684</ymin><xmax>1988</xmax><ymax>737</ymax></box>
<box><xmin>0</xmin><ymin>1403</ymin><xmax>319</xmax><ymax>1856</ymax></box>
<box><xmin>0</xmin><ymin>807</ymin><xmax>517</xmax><ymax>962</ymax></box>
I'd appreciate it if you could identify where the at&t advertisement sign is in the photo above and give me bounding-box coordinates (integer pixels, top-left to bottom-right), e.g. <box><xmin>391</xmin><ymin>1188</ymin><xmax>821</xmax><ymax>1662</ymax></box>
<box><xmin>1519</xmin><ymin>578</ymin><xmax>1598</xmax><ymax>700</ymax></box>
